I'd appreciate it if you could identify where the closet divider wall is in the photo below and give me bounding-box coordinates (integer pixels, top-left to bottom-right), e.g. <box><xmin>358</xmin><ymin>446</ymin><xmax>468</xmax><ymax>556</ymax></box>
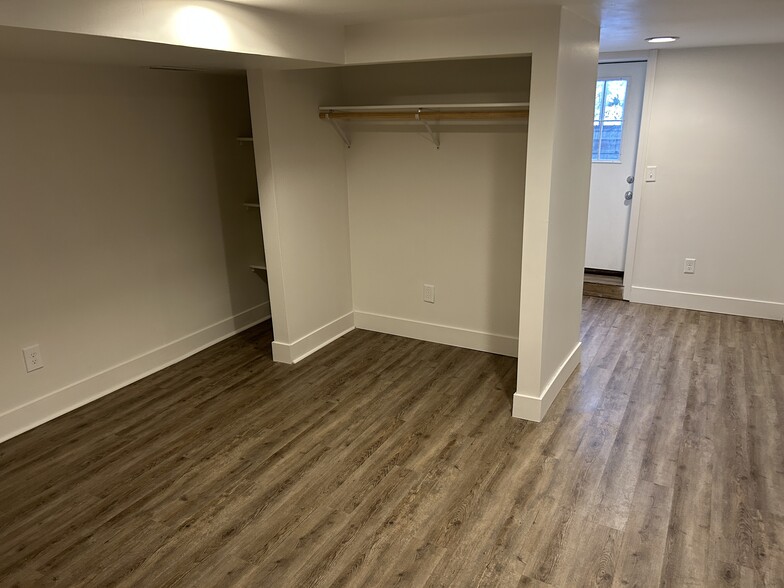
<box><xmin>247</xmin><ymin>12</ymin><xmax>599</xmax><ymax>422</ymax></box>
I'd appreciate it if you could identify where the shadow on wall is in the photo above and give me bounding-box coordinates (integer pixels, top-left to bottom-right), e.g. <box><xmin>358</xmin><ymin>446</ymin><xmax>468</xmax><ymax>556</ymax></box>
<box><xmin>205</xmin><ymin>72</ymin><xmax>270</xmax><ymax>330</ymax></box>
<box><xmin>487</xmin><ymin>133</ymin><xmax>527</xmax><ymax>408</ymax></box>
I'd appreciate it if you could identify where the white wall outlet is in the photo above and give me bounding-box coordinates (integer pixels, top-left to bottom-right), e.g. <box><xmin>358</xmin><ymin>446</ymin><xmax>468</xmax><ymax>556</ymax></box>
<box><xmin>22</xmin><ymin>344</ymin><xmax>44</xmax><ymax>372</ymax></box>
<box><xmin>423</xmin><ymin>284</ymin><xmax>435</xmax><ymax>304</ymax></box>
<box><xmin>645</xmin><ymin>166</ymin><xmax>657</xmax><ymax>182</ymax></box>
<box><xmin>683</xmin><ymin>258</ymin><xmax>696</xmax><ymax>274</ymax></box>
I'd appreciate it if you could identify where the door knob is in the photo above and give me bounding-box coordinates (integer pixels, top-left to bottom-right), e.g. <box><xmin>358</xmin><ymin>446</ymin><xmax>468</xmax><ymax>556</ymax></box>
<box><xmin>625</xmin><ymin>191</ymin><xmax>633</xmax><ymax>201</ymax></box>
<box><xmin>626</xmin><ymin>176</ymin><xmax>635</xmax><ymax>184</ymax></box>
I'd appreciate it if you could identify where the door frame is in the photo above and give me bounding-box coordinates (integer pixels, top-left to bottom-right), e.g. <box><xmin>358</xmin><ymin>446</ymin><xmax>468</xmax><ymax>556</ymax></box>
<box><xmin>598</xmin><ymin>50</ymin><xmax>659</xmax><ymax>300</ymax></box>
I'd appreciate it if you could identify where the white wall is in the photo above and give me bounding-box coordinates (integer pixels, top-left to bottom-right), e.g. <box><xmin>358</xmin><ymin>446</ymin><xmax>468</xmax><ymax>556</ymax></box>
<box><xmin>0</xmin><ymin>59</ymin><xmax>269</xmax><ymax>440</ymax></box>
<box><xmin>337</xmin><ymin>58</ymin><xmax>531</xmax><ymax>105</ymax></box>
<box><xmin>247</xmin><ymin>68</ymin><xmax>354</xmax><ymax>363</ymax></box>
<box><xmin>540</xmin><ymin>10</ymin><xmax>602</xmax><ymax>389</ymax></box>
<box><xmin>514</xmin><ymin>8</ymin><xmax>600</xmax><ymax>420</ymax></box>
<box><xmin>344</xmin><ymin>7</ymin><xmax>560</xmax><ymax>65</ymax></box>
<box><xmin>348</xmin><ymin>133</ymin><xmax>526</xmax><ymax>355</ymax></box>
<box><xmin>342</xmin><ymin>58</ymin><xmax>529</xmax><ymax>356</ymax></box>
<box><xmin>627</xmin><ymin>44</ymin><xmax>784</xmax><ymax>319</ymax></box>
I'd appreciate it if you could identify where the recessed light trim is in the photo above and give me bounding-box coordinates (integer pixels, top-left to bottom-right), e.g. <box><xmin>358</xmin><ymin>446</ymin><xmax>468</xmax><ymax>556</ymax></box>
<box><xmin>645</xmin><ymin>36</ymin><xmax>680</xmax><ymax>43</ymax></box>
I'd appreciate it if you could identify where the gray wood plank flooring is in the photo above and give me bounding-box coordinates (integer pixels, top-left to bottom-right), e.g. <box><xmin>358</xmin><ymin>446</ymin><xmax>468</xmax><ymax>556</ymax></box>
<box><xmin>1</xmin><ymin>297</ymin><xmax>783</xmax><ymax>586</ymax></box>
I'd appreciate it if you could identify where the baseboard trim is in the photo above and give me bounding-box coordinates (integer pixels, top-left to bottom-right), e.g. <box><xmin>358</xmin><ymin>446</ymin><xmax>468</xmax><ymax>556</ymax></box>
<box><xmin>271</xmin><ymin>311</ymin><xmax>355</xmax><ymax>364</ymax></box>
<box><xmin>0</xmin><ymin>302</ymin><xmax>272</xmax><ymax>444</ymax></box>
<box><xmin>354</xmin><ymin>310</ymin><xmax>518</xmax><ymax>357</ymax></box>
<box><xmin>513</xmin><ymin>342</ymin><xmax>581</xmax><ymax>422</ymax></box>
<box><xmin>629</xmin><ymin>286</ymin><xmax>784</xmax><ymax>321</ymax></box>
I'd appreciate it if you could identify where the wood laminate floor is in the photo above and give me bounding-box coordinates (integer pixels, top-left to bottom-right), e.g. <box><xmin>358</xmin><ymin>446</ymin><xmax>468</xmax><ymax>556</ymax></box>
<box><xmin>583</xmin><ymin>273</ymin><xmax>624</xmax><ymax>301</ymax></box>
<box><xmin>1</xmin><ymin>298</ymin><xmax>783</xmax><ymax>587</ymax></box>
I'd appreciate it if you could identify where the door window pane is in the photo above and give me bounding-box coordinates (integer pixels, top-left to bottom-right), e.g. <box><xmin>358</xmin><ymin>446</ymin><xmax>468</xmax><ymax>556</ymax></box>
<box><xmin>594</xmin><ymin>83</ymin><xmax>604</xmax><ymax>120</ymax></box>
<box><xmin>603</xmin><ymin>80</ymin><xmax>627</xmax><ymax>121</ymax></box>
<box><xmin>592</xmin><ymin>79</ymin><xmax>628</xmax><ymax>162</ymax></box>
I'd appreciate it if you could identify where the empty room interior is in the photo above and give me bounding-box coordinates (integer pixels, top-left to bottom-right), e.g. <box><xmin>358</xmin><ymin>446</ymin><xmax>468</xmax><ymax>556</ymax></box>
<box><xmin>1</xmin><ymin>0</ymin><xmax>783</xmax><ymax>586</ymax></box>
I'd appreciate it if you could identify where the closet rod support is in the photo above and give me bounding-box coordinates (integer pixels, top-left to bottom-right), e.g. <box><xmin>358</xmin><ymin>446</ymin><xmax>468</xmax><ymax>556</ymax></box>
<box><xmin>416</xmin><ymin>109</ymin><xmax>440</xmax><ymax>149</ymax></box>
<box><xmin>325</xmin><ymin>112</ymin><xmax>351</xmax><ymax>148</ymax></box>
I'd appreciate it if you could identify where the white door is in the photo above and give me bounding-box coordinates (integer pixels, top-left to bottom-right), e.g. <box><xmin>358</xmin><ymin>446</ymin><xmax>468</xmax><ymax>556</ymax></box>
<box><xmin>584</xmin><ymin>61</ymin><xmax>647</xmax><ymax>272</ymax></box>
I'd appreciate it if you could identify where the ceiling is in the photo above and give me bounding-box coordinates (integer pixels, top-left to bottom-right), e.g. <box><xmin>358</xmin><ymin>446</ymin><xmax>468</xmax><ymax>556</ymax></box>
<box><xmin>229</xmin><ymin>0</ymin><xmax>784</xmax><ymax>52</ymax></box>
<box><xmin>1</xmin><ymin>0</ymin><xmax>782</xmax><ymax>70</ymax></box>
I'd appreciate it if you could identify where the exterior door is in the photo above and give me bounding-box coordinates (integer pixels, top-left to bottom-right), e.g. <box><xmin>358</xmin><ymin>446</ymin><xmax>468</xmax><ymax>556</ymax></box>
<box><xmin>584</xmin><ymin>61</ymin><xmax>647</xmax><ymax>272</ymax></box>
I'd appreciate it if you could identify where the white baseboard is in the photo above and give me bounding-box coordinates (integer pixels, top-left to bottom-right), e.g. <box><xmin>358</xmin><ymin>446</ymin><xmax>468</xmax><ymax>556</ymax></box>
<box><xmin>513</xmin><ymin>342</ymin><xmax>581</xmax><ymax>422</ymax></box>
<box><xmin>353</xmin><ymin>310</ymin><xmax>518</xmax><ymax>357</ymax></box>
<box><xmin>629</xmin><ymin>286</ymin><xmax>784</xmax><ymax>321</ymax></box>
<box><xmin>0</xmin><ymin>303</ymin><xmax>271</xmax><ymax>444</ymax></box>
<box><xmin>271</xmin><ymin>311</ymin><xmax>355</xmax><ymax>364</ymax></box>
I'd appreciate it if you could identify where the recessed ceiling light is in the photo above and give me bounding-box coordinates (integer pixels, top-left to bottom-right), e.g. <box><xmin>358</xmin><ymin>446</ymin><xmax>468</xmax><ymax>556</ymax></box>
<box><xmin>645</xmin><ymin>36</ymin><xmax>680</xmax><ymax>43</ymax></box>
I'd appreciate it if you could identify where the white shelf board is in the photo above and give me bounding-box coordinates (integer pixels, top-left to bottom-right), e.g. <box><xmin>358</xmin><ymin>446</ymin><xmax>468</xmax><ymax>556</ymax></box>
<box><xmin>237</xmin><ymin>137</ymin><xmax>254</xmax><ymax>143</ymax></box>
<box><xmin>243</xmin><ymin>202</ymin><xmax>261</xmax><ymax>208</ymax></box>
<box><xmin>318</xmin><ymin>102</ymin><xmax>529</xmax><ymax>112</ymax></box>
<box><xmin>250</xmin><ymin>264</ymin><xmax>267</xmax><ymax>272</ymax></box>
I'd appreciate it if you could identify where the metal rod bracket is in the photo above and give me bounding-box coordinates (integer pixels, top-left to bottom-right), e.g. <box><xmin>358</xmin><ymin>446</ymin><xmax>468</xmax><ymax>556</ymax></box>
<box><xmin>325</xmin><ymin>112</ymin><xmax>351</xmax><ymax>148</ymax></box>
<box><xmin>416</xmin><ymin>109</ymin><xmax>440</xmax><ymax>149</ymax></box>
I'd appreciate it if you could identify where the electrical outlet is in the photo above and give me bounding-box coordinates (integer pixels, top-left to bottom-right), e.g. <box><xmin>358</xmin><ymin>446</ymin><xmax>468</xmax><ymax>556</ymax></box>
<box><xmin>22</xmin><ymin>344</ymin><xmax>44</xmax><ymax>372</ymax></box>
<box><xmin>683</xmin><ymin>258</ymin><xmax>696</xmax><ymax>274</ymax></box>
<box><xmin>423</xmin><ymin>284</ymin><xmax>435</xmax><ymax>304</ymax></box>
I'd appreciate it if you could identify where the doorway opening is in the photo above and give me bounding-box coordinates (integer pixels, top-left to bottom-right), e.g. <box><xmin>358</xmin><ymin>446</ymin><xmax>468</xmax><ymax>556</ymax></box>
<box><xmin>584</xmin><ymin>60</ymin><xmax>647</xmax><ymax>300</ymax></box>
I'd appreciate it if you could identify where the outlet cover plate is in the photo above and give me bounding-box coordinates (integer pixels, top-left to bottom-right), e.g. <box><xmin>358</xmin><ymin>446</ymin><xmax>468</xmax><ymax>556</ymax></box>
<box><xmin>23</xmin><ymin>344</ymin><xmax>44</xmax><ymax>372</ymax></box>
<box><xmin>423</xmin><ymin>284</ymin><xmax>435</xmax><ymax>304</ymax></box>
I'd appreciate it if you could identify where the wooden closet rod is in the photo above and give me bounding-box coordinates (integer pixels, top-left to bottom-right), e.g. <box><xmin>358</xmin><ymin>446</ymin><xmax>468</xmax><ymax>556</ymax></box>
<box><xmin>318</xmin><ymin>109</ymin><xmax>529</xmax><ymax>121</ymax></box>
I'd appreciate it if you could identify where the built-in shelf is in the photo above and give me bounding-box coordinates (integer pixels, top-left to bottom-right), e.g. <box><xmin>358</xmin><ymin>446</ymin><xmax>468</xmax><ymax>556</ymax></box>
<box><xmin>318</xmin><ymin>103</ymin><xmax>529</xmax><ymax>149</ymax></box>
<box><xmin>318</xmin><ymin>103</ymin><xmax>529</xmax><ymax>121</ymax></box>
<box><xmin>243</xmin><ymin>202</ymin><xmax>261</xmax><ymax>208</ymax></box>
<box><xmin>250</xmin><ymin>264</ymin><xmax>267</xmax><ymax>273</ymax></box>
<box><xmin>237</xmin><ymin>137</ymin><xmax>254</xmax><ymax>143</ymax></box>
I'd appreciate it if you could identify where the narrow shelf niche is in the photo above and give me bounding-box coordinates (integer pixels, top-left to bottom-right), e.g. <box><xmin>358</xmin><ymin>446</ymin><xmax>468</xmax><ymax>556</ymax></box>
<box><xmin>250</xmin><ymin>265</ymin><xmax>267</xmax><ymax>278</ymax></box>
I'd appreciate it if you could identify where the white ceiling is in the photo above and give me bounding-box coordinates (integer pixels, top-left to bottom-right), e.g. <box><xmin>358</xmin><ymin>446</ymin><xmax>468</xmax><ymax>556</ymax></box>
<box><xmin>229</xmin><ymin>0</ymin><xmax>784</xmax><ymax>52</ymax></box>
<box><xmin>1</xmin><ymin>0</ymin><xmax>783</xmax><ymax>69</ymax></box>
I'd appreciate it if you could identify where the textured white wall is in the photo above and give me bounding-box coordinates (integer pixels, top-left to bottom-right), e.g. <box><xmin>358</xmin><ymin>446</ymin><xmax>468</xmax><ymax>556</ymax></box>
<box><xmin>628</xmin><ymin>44</ymin><xmax>784</xmax><ymax>319</ymax></box>
<box><xmin>0</xmin><ymin>60</ymin><xmax>268</xmax><ymax>437</ymax></box>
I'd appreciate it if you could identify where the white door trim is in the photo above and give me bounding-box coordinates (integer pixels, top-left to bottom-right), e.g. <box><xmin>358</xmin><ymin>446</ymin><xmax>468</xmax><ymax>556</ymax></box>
<box><xmin>621</xmin><ymin>49</ymin><xmax>658</xmax><ymax>300</ymax></box>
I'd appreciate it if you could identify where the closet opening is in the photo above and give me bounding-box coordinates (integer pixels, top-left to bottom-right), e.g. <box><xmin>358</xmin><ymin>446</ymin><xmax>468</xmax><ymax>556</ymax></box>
<box><xmin>331</xmin><ymin>56</ymin><xmax>531</xmax><ymax>401</ymax></box>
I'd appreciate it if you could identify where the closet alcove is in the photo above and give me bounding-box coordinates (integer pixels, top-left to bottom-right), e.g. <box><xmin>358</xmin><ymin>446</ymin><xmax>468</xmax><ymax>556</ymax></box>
<box><xmin>248</xmin><ymin>55</ymin><xmax>532</xmax><ymax>364</ymax></box>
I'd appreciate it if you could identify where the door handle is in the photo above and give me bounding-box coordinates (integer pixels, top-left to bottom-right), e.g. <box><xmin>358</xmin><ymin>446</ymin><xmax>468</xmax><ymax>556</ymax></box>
<box><xmin>625</xmin><ymin>191</ymin><xmax>633</xmax><ymax>201</ymax></box>
<box><xmin>626</xmin><ymin>176</ymin><xmax>635</xmax><ymax>184</ymax></box>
